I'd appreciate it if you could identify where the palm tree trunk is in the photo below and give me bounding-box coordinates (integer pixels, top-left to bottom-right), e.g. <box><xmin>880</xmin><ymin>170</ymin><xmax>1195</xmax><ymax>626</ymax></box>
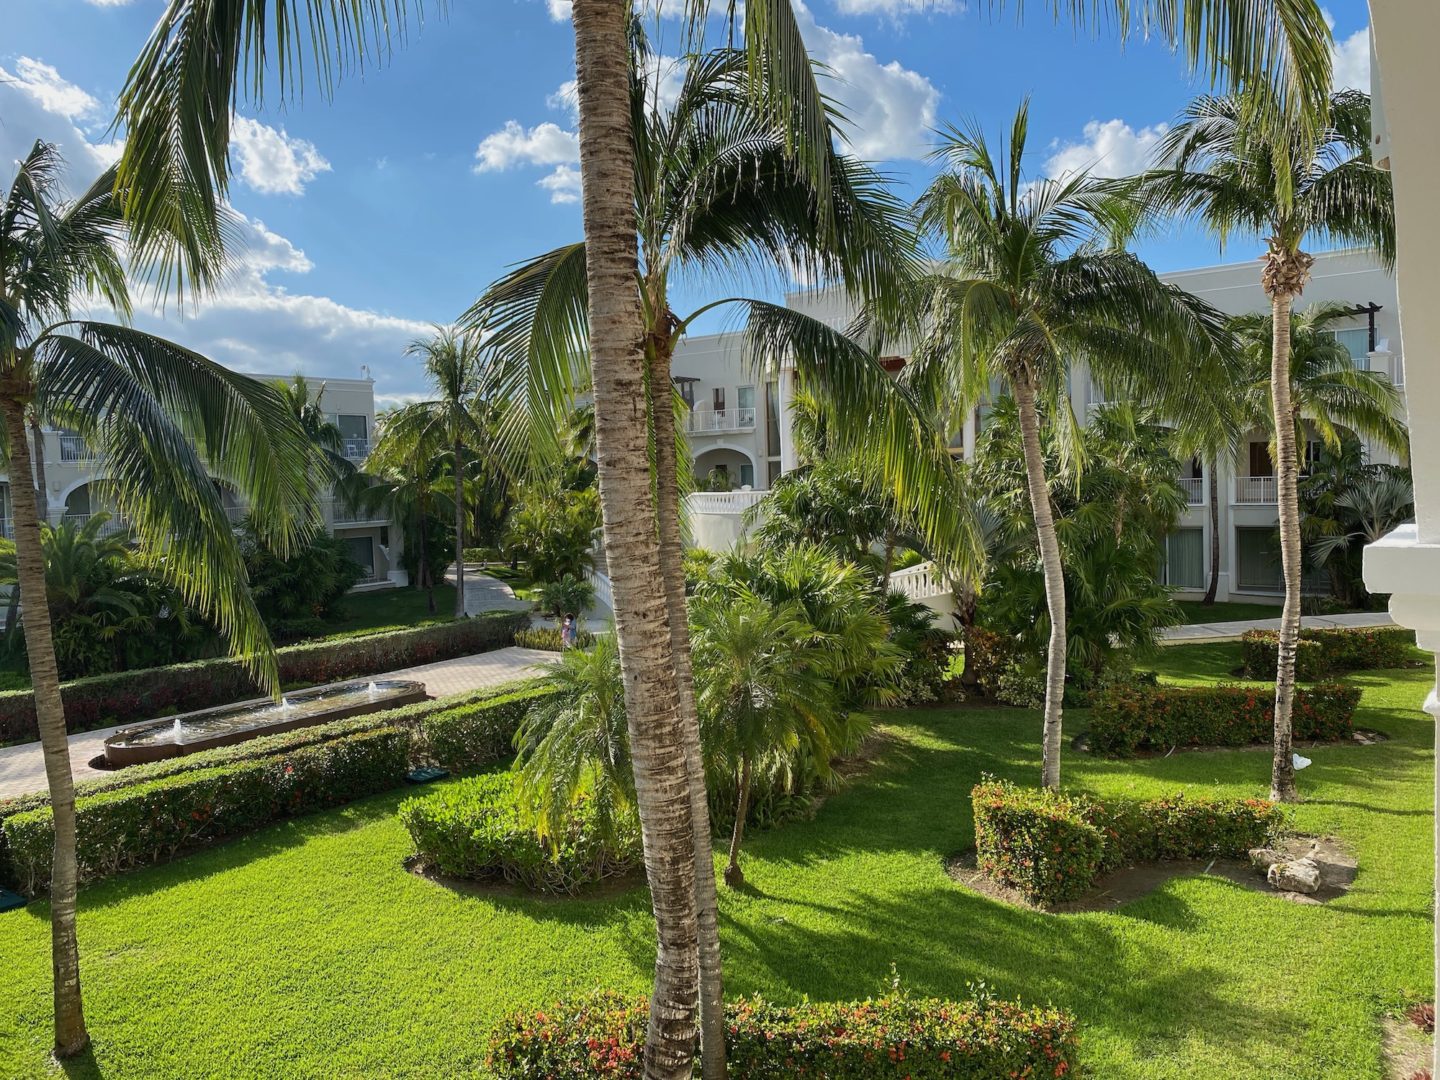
<box><xmin>1268</xmin><ymin>288</ymin><xmax>1303</xmax><ymax>803</ymax></box>
<box><xmin>957</xmin><ymin>592</ymin><xmax>980</xmax><ymax>691</ymax></box>
<box><xmin>29</xmin><ymin>414</ymin><xmax>49</xmax><ymax>525</ymax></box>
<box><xmin>1013</xmin><ymin>371</ymin><xmax>1067</xmax><ymax>790</ymax></box>
<box><xmin>2</xmin><ymin>397</ymin><xmax>88</xmax><ymax>1058</ymax></box>
<box><xmin>879</xmin><ymin>529</ymin><xmax>896</xmax><ymax>592</ymax></box>
<box><xmin>454</xmin><ymin>437</ymin><xmax>467</xmax><ymax>619</ymax></box>
<box><xmin>1202</xmin><ymin>456</ymin><xmax>1220</xmax><ymax>605</ymax></box>
<box><xmin>724</xmin><ymin>754</ymin><xmax>752</xmax><ymax>890</ymax></box>
<box><xmin>649</xmin><ymin>334</ymin><xmax>726</xmax><ymax>1078</ymax></box>
<box><xmin>417</xmin><ymin>503</ymin><xmax>435</xmax><ymax>615</ymax></box>
<box><xmin>571</xmin><ymin>3</ymin><xmax>699</xmax><ymax>1075</ymax></box>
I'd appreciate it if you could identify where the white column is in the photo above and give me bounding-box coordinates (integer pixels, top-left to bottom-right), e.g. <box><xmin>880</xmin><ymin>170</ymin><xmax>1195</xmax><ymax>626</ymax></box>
<box><xmin>777</xmin><ymin>364</ymin><xmax>798</xmax><ymax>475</ymax></box>
<box><xmin>1364</xmin><ymin>0</ymin><xmax>1440</xmax><ymax>1014</ymax></box>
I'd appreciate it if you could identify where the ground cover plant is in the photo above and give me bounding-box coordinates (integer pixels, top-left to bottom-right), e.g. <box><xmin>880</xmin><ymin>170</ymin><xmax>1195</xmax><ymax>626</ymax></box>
<box><xmin>0</xmin><ymin>642</ymin><xmax>1430</xmax><ymax>1078</ymax></box>
<box><xmin>1241</xmin><ymin>626</ymin><xmax>1419</xmax><ymax>680</ymax></box>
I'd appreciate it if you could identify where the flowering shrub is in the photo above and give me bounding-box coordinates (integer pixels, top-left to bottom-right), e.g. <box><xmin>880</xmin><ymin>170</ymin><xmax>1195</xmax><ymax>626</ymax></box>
<box><xmin>0</xmin><ymin>611</ymin><xmax>529</xmax><ymax>744</ymax></box>
<box><xmin>962</xmin><ymin>628</ymin><xmax>1019</xmax><ymax>699</ymax></box>
<box><xmin>1087</xmin><ymin>682</ymin><xmax>1359</xmax><ymax>755</ymax></box>
<box><xmin>972</xmin><ymin>779</ymin><xmax>1283</xmax><ymax>906</ymax></box>
<box><xmin>5</xmin><ymin>726</ymin><xmax>410</xmax><ymax>894</ymax></box>
<box><xmin>1240</xmin><ymin>626</ymin><xmax>1417</xmax><ymax>680</ymax></box>
<box><xmin>400</xmin><ymin>773</ymin><xmax>640</xmax><ymax>894</ymax></box>
<box><xmin>486</xmin><ymin>989</ymin><xmax>1081</xmax><ymax>1079</ymax></box>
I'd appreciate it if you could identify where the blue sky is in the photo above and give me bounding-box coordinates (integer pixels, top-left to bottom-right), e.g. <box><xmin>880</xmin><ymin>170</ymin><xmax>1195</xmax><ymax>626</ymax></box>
<box><xmin>2</xmin><ymin>0</ymin><xmax>1372</xmax><ymax>404</ymax></box>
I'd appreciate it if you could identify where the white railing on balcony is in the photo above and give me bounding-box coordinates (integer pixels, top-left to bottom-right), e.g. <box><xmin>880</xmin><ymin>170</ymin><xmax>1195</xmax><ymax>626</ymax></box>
<box><xmin>687</xmin><ymin>406</ymin><xmax>756</xmax><ymax>434</ymax></box>
<box><xmin>1179</xmin><ymin>477</ymin><xmax>1205</xmax><ymax>505</ymax></box>
<box><xmin>57</xmin><ymin>512</ymin><xmax>132</xmax><ymax>537</ymax></box>
<box><xmin>686</xmin><ymin>490</ymin><xmax>767</xmax><ymax>515</ymax></box>
<box><xmin>889</xmin><ymin>561</ymin><xmax>949</xmax><ymax>601</ymax></box>
<box><xmin>325</xmin><ymin>498</ymin><xmax>387</xmax><ymax>525</ymax></box>
<box><xmin>342</xmin><ymin>437</ymin><xmax>370</xmax><ymax>460</ymax></box>
<box><xmin>1234</xmin><ymin>475</ymin><xmax>1278</xmax><ymax>504</ymax></box>
<box><xmin>58</xmin><ymin>434</ymin><xmax>96</xmax><ymax>462</ymax></box>
<box><xmin>585</xmin><ymin>567</ymin><xmax>613</xmax><ymax>610</ymax></box>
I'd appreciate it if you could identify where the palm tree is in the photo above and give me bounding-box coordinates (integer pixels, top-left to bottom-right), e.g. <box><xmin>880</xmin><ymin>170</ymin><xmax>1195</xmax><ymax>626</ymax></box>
<box><xmin>111</xmin><ymin>3</ymin><xmax>1336</xmax><ymax>1073</ymax></box>
<box><xmin>1141</xmin><ymin>88</ymin><xmax>1394</xmax><ymax>801</ymax></box>
<box><xmin>391</xmin><ymin>329</ymin><xmax>496</xmax><ymax>618</ymax></box>
<box><xmin>273</xmin><ymin>374</ymin><xmax>354</xmax><ymax>484</ymax></box>
<box><xmin>883</xmin><ymin>103</ymin><xmax>1230</xmax><ymax>789</ymax></box>
<box><xmin>0</xmin><ymin>143</ymin><xmax>312</xmax><ymax>1058</ymax></box>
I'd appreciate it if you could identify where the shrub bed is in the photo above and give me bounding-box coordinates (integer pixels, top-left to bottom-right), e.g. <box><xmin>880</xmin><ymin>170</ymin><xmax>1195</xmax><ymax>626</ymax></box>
<box><xmin>1241</xmin><ymin>626</ymin><xmax>1417</xmax><ymax>680</ymax></box>
<box><xmin>1088</xmin><ymin>682</ymin><xmax>1360</xmax><ymax>755</ymax></box>
<box><xmin>400</xmin><ymin>773</ymin><xmax>640</xmax><ymax>894</ymax></box>
<box><xmin>419</xmin><ymin>685</ymin><xmax>557</xmax><ymax>774</ymax></box>
<box><xmin>0</xmin><ymin>611</ymin><xmax>528</xmax><ymax>744</ymax></box>
<box><xmin>972</xmin><ymin>779</ymin><xmax>1283</xmax><ymax>906</ymax></box>
<box><xmin>486</xmin><ymin>989</ymin><xmax>1081</xmax><ymax>1078</ymax></box>
<box><xmin>514</xmin><ymin>626</ymin><xmax>598</xmax><ymax>652</ymax></box>
<box><xmin>6</xmin><ymin>726</ymin><xmax>411</xmax><ymax>894</ymax></box>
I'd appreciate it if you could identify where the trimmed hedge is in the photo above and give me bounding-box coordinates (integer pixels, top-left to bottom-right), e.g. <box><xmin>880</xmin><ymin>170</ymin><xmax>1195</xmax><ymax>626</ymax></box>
<box><xmin>418</xmin><ymin>685</ymin><xmax>557</xmax><ymax>774</ymax></box>
<box><xmin>401</xmin><ymin>773</ymin><xmax>640</xmax><ymax>894</ymax></box>
<box><xmin>486</xmin><ymin>989</ymin><xmax>1081</xmax><ymax>1078</ymax></box>
<box><xmin>6</xmin><ymin>726</ymin><xmax>411</xmax><ymax>894</ymax></box>
<box><xmin>1088</xmin><ymin>682</ymin><xmax>1360</xmax><ymax>755</ymax></box>
<box><xmin>972</xmin><ymin>779</ymin><xmax>1283</xmax><ymax>906</ymax></box>
<box><xmin>0</xmin><ymin>610</ymin><xmax>529</xmax><ymax>745</ymax></box>
<box><xmin>1241</xmin><ymin>626</ymin><xmax>1417</xmax><ymax>680</ymax></box>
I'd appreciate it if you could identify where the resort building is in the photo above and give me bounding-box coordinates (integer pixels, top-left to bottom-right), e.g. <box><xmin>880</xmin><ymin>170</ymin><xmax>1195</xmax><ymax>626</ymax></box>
<box><xmin>0</xmin><ymin>371</ymin><xmax>405</xmax><ymax>590</ymax></box>
<box><xmin>680</xmin><ymin>247</ymin><xmax>1407</xmax><ymax>605</ymax></box>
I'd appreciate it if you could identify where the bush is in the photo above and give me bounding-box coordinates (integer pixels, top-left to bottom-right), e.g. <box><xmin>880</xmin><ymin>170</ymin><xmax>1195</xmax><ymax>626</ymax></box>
<box><xmin>972</xmin><ymin>778</ymin><xmax>1282</xmax><ymax>906</ymax></box>
<box><xmin>419</xmin><ymin>685</ymin><xmax>559</xmax><ymax>774</ymax></box>
<box><xmin>961</xmin><ymin>628</ymin><xmax>1018</xmax><ymax>699</ymax></box>
<box><xmin>6</xmin><ymin>726</ymin><xmax>410</xmax><ymax>894</ymax></box>
<box><xmin>1241</xmin><ymin>626</ymin><xmax>1418</xmax><ymax>680</ymax></box>
<box><xmin>486</xmin><ymin>989</ymin><xmax>1081</xmax><ymax>1079</ymax></box>
<box><xmin>1088</xmin><ymin>682</ymin><xmax>1359</xmax><ymax>755</ymax></box>
<box><xmin>514</xmin><ymin>626</ymin><xmax>597</xmax><ymax>652</ymax></box>
<box><xmin>400</xmin><ymin>773</ymin><xmax>640</xmax><ymax>894</ymax></box>
<box><xmin>238</xmin><ymin>524</ymin><xmax>365</xmax><ymax>641</ymax></box>
<box><xmin>0</xmin><ymin>611</ymin><xmax>529</xmax><ymax>745</ymax></box>
<box><xmin>537</xmin><ymin>574</ymin><xmax>595</xmax><ymax>618</ymax></box>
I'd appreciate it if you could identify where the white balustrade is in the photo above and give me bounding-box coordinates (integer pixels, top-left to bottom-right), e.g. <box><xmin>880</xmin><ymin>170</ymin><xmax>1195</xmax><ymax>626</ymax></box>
<box><xmin>685</xmin><ymin>490</ymin><xmax>767</xmax><ymax>515</ymax></box>
<box><xmin>1234</xmin><ymin>475</ymin><xmax>1279</xmax><ymax>504</ymax></box>
<box><xmin>686</xmin><ymin>406</ymin><xmax>757</xmax><ymax>434</ymax></box>
<box><xmin>889</xmin><ymin>561</ymin><xmax>949</xmax><ymax>600</ymax></box>
<box><xmin>1178</xmin><ymin>477</ymin><xmax>1205</xmax><ymax>505</ymax></box>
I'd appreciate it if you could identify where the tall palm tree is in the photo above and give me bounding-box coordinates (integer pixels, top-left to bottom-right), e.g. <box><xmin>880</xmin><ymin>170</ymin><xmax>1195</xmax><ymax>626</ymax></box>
<box><xmin>1140</xmin><ymin>88</ymin><xmax>1394</xmax><ymax>801</ymax></box>
<box><xmin>273</xmin><ymin>373</ymin><xmax>355</xmax><ymax>484</ymax></box>
<box><xmin>111</xmin><ymin>3</ymin><xmax>1335</xmax><ymax>1074</ymax></box>
<box><xmin>879</xmin><ymin>103</ymin><xmax>1230</xmax><ymax>789</ymax></box>
<box><xmin>0</xmin><ymin>143</ymin><xmax>312</xmax><ymax>1058</ymax></box>
<box><xmin>390</xmin><ymin>329</ymin><xmax>496</xmax><ymax>618</ymax></box>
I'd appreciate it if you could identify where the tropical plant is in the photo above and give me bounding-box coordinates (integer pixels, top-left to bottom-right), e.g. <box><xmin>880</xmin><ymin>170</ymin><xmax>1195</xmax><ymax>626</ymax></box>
<box><xmin>876</xmin><ymin>103</ymin><xmax>1229</xmax><ymax>789</ymax></box>
<box><xmin>502</xmin><ymin>486</ymin><xmax>600</xmax><ymax>583</ymax></box>
<box><xmin>1140</xmin><ymin>88</ymin><xmax>1395</xmax><ymax>800</ymax></box>
<box><xmin>0</xmin><ymin>143</ymin><xmax>312</xmax><ymax>1056</ymax></box>
<box><xmin>237</xmin><ymin>520</ymin><xmax>366</xmax><ymax>641</ymax></box>
<box><xmin>537</xmin><ymin>573</ymin><xmax>597</xmax><ymax>619</ymax></box>
<box><xmin>272</xmin><ymin>374</ymin><xmax>354</xmax><ymax>485</ymax></box>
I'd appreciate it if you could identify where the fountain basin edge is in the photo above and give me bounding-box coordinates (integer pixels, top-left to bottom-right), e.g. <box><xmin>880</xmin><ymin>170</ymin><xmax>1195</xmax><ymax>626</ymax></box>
<box><xmin>102</xmin><ymin>678</ymin><xmax>429</xmax><ymax>767</ymax></box>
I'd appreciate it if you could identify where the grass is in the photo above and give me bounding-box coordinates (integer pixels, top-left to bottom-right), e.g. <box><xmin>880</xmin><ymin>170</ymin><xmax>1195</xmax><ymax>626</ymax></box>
<box><xmin>0</xmin><ymin>643</ymin><xmax>1431</xmax><ymax>1078</ymax></box>
<box><xmin>1175</xmin><ymin>600</ymin><xmax>1284</xmax><ymax>624</ymax></box>
<box><xmin>320</xmin><ymin>584</ymin><xmax>459</xmax><ymax>637</ymax></box>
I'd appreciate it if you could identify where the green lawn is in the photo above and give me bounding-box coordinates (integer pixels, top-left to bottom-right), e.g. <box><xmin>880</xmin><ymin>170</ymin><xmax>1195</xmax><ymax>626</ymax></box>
<box><xmin>1175</xmin><ymin>600</ymin><xmax>1284</xmax><ymax>624</ymax></box>
<box><xmin>321</xmin><ymin>583</ymin><xmax>459</xmax><ymax>637</ymax></box>
<box><xmin>0</xmin><ymin>645</ymin><xmax>1431</xmax><ymax>1078</ymax></box>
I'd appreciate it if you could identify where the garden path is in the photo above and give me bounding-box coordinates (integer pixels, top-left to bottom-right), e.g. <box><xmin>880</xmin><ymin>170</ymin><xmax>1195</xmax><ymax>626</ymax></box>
<box><xmin>0</xmin><ymin>646</ymin><xmax>556</xmax><ymax>801</ymax></box>
<box><xmin>1160</xmin><ymin>611</ymin><xmax>1394</xmax><ymax>644</ymax></box>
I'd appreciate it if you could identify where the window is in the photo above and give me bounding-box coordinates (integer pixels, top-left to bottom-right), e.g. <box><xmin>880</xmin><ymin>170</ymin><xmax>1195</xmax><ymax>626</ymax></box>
<box><xmin>739</xmin><ymin>462</ymin><xmax>754</xmax><ymax>488</ymax></box>
<box><xmin>1248</xmin><ymin>442</ymin><xmax>1274</xmax><ymax>477</ymax></box>
<box><xmin>337</xmin><ymin>414</ymin><xmax>368</xmax><ymax>440</ymax></box>
<box><xmin>342</xmin><ymin>536</ymin><xmax>376</xmax><ymax>582</ymax></box>
<box><xmin>676</xmin><ymin>380</ymin><xmax>695</xmax><ymax>410</ymax></box>
<box><xmin>767</xmin><ymin>459</ymin><xmax>782</xmax><ymax>488</ymax></box>
<box><xmin>1160</xmin><ymin>528</ymin><xmax>1205</xmax><ymax>589</ymax></box>
<box><xmin>737</xmin><ymin>385</ymin><xmax>755</xmax><ymax>411</ymax></box>
<box><xmin>1236</xmin><ymin>527</ymin><xmax>1281</xmax><ymax>592</ymax></box>
<box><xmin>1330</xmin><ymin>327</ymin><xmax>1370</xmax><ymax>370</ymax></box>
<box><xmin>765</xmin><ymin>381</ymin><xmax>781</xmax><ymax>457</ymax></box>
<box><xmin>711</xmin><ymin>387</ymin><xmax>726</xmax><ymax>412</ymax></box>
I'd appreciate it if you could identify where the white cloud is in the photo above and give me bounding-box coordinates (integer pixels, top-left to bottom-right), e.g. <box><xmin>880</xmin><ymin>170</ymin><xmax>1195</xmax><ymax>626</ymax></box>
<box><xmin>537</xmin><ymin>164</ymin><xmax>583</xmax><ymax>204</ymax></box>
<box><xmin>547</xmin><ymin>79</ymin><xmax>579</xmax><ymax>120</ymax></box>
<box><xmin>6</xmin><ymin>57</ymin><xmax>101</xmax><ymax>120</ymax></box>
<box><xmin>230</xmin><ymin>116</ymin><xmax>331</xmax><ymax>196</ymax></box>
<box><xmin>1330</xmin><ymin>26</ymin><xmax>1370</xmax><ymax>92</ymax></box>
<box><xmin>0</xmin><ymin>63</ymin><xmax>120</xmax><ymax>182</ymax></box>
<box><xmin>545</xmin><ymin>0</ymin><xmax>572</xmax><ymax>20</ymax></box>
<box><xmin>473</xmin><ymin>120</ymin><xmax>579</xmax><ymax>173</ymax></box>
<box><xmin>83</xmin><ymin>0</ymin><xmax>137</xmax><ymax>6</ymax></box>
<box><xmin>832</xmin><ymin>0</ymin><xmax>962</xmax><ymax>16</ymax></box>
<box><xmin>794</xmin><ymin>1</ymin><xmax>939</xmax><ymax>159</ymax></box>
<box><xmin>1044</xmin><ymin>118</ymin><xmax>1169</xmax><ymax>180</ymax></box>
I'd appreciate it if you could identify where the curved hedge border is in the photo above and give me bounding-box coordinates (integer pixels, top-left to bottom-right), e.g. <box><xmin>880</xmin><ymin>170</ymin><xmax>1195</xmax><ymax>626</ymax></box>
<box><xmin>0</xmin><ymin>610</ymin><xmax>529</xmax><ymax>745</ymax></box>
<box><xmin>972</xmin><ymin>779</ymin><xmax>1282</xmax><ymax>906</ymax></box>
<box><xmin>401</xmin><ymin>773</ymin><xmax>640</xmax><ymax>894</ymax></box>
<box><xmin>1088</xmin><ymin>682</ymin><xmax>1359</xmax><ymax>755</ymax></box>
<box><xmin>1240</xmin><ymin>626</ymin><xmax>1416</xmax><ymax>680</ymax></box>
<box><xmin>486</xmin><ymin>989</ymin><xmax>1080</xmax><ymax>1078</ymax></box>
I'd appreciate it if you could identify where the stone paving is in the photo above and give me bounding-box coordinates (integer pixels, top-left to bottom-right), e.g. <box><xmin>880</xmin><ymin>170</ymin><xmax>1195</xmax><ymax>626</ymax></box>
<box><xmin>0</xmin><ymin>645</ymin><xmax>556</xmax><ymax>801</ymax></box>
<box><xmin>1159</xmin><ymin>611</ymin><xmax>1394</xmax><ymax>644</ymax></box>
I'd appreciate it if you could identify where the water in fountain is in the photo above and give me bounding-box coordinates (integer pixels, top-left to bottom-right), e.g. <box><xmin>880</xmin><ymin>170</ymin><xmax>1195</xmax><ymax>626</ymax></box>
<box><xmin>367</xmin><ymin>681</ymin><xmax>379</xmax><ymax>701</ymax></box>
<box><xmin>172</xmin><ymin>717</ymin><xmax>186</xmax><ymax>745</ymax></box>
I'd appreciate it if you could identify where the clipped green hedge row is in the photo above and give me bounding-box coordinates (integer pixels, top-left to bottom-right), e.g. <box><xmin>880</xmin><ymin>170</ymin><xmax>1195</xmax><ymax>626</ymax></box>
<box><xmin>1088</xmin><ymin>682</ymin><xmax>1360</xmax><ymax>755</ymax></box>
<box><xmin>417</xmin><ymin>685</ymin><xmax>556</xmax><ymax>774</ymax></box>
<box><xmin>1240</xmin><ymin>625</ymin><xmax>1417</xmax><ymax>680</ymax></box>
<box><xmin>486</xmin><ymin>989</ymin><xmax>1081</xmax><ymax>1078</ymax></box>
<box><xmin>972</xmin><ymin>778</ymin><xmax>1282</xmax><ymax>905</ymax></box>
<box><xmin>6</xmin><ymin>727</ymin><xmax>411</xmax><ymax>894</ymax></box>
<box><xmin>401</xmin><ymin>773</ymin><xmax>640</xmax><ymax>894</ymax></box>
<box><xmin>0</xmin><ymin>610</ymin><xmax>530</xmax><ymax>745</ymax></box>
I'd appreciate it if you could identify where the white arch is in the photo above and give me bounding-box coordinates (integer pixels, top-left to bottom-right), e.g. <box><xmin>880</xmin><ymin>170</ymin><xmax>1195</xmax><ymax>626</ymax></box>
<box><xmin>693</xmin><ymin>442</ymin><xmax>758</xmax><ymax>470</ymax></box>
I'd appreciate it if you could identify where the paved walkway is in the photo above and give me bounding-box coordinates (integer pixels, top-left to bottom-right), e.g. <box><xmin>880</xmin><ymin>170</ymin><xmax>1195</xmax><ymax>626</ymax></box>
<box><xmin>449</xmin><ymin>566</ymin><xmax>533</xmax><ymax>618</ymax></box>
<box><xmin>0</xmin><ymin>646</ymin><xmax>556</xmax><ymax>802</ymax></box>
<box><xmin>1160</xmin><ymin>611</ymin><xmax>1394</xmax><ymax>644</ymax></box>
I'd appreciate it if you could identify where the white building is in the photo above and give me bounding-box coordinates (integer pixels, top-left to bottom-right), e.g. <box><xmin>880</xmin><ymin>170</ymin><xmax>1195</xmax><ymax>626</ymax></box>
<box><xmin>681</xmin><ymin>247</ymin><xmax>1407</xmax><ymax>605</ymax></box>
<box><xmin>0</xmin><ymin>371</ymin><xmax>405</xmax><ymax>590</ymax></box>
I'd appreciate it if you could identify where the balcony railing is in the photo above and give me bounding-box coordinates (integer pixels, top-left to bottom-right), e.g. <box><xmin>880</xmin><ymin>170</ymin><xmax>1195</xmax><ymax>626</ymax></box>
<box><xmin>342</xmin><ymin>437</ymin><xmax>370</xmax><ymax>460</ymax></box>
<box><xmin>58</xmin><ymin>434</ymin><xmax>97</xmax><ymax>462</ymax></box>
<box><xmin>1178</xmin><ymin>477</ymin><xmax>1205</xmax><ymax>505</ymax></box>
<box><xmin>686</xmin><ymin>490</ymin><xmax>767</xmax><ymax>515</ymax></box>
<box><xmin>325</xmin><ymin>498</ymin><xmax>388</xmax><ymax>525</ymax></box>
<box><xmin>57</xmin><ymin>512</ymin><xmax>132</xmax><ymax>537</ymax></box>
<box><xmin>1234</xmin><ymin>475</ymin><xmax>1278</xmax><ymax>504</ymax></box>
<box><xmin>687</xmin><ymin>406</ymin><xmax>756</xmax><ymax>434</ymax></box>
